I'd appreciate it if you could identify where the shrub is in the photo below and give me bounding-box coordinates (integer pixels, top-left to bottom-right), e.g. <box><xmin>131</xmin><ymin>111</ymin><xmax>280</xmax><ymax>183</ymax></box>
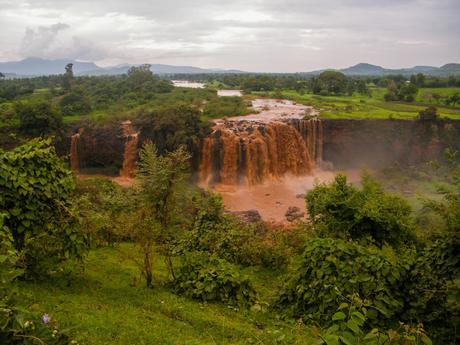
<box><xmin>14</xmin><ymin>99</ymin><xmax>62</xmax><ymax>135</ymax></box>
<box><xmin>402</xmin><ymin>236</ymin><xmax>459</xmax><ymax>343</ymax></box>
<box><xmin>174</xmin><ymin>252</ymin><xmax>257</xmax><ymax>307</ymax></box>
<box><xmin>0</xmin><ymin>212</ymin><xmax>21</xmax><ymax>286</ymax></box>
<box><xmin>275</xmin><ymin>238</ymin><xmax>405</xmax><ymax>327</ymax></box>
<box><xmin>59</xmin><ymin>89</ymin><xmax>92</xmax><ymax>115</ymax></box>
<box><xmin>179</xmin><ymin>194</ymin><xmax>292</xmax><ymax>268</ymax></box>
<box><xmin>312</xmin><ymin>299</ymin><xmax>432</xmax><ymax>345</ymax></box>
<box><xmin>306</xmin><ymin>175</ymin><xmax>414</xmax><ymax>247</ymax></box>
<box><xmin>0</xmin><ymin>139</ymin><xmax>87</xmax><ymax>277</ymax></box>
<box><xmin>275</xmin><ymin>236</ymin><xmax>458</xmax><ymax>343</ymax></box>
<box><xmin>73</xmin><ymin>178</ymin><xmax>133</xmax><ymax>247</ymax></box>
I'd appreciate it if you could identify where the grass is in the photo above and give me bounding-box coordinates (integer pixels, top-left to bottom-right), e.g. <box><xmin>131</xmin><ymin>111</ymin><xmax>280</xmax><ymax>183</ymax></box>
<box><xmin>257</xmin><ymin>87</ymin><xmax>460</xmax><ymax>120</ymax></box>
<box><xmin>15</xmin><ymin>244</ymin><xmax>316</xmax><ymax>345</ymax></box>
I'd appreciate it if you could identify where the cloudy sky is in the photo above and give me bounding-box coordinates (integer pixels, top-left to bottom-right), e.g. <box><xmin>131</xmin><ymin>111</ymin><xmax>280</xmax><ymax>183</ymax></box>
<box><xmin>0</xmin><ymin>0</ymin><xmax>459</xmax><ymax>72</ymax></box>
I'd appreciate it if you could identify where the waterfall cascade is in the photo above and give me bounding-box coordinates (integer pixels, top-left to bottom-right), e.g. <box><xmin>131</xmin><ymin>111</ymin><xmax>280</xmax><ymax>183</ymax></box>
<box><xmin>198</xmin><ymin>117</ymin><xmax>323</xmax><ymax>185</ymax></box>
<box><xmin>70</xmin><ymin>128</ymin><xmax>84</xmax><ymax>172</ymax></box>
<box><xmin>120</xmin><ymin>121</ymin><xmax>139</xmax><ymax>178</ymax></box>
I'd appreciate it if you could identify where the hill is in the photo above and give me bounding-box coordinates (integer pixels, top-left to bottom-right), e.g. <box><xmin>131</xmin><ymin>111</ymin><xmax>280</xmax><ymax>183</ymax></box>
<box><xmin>306</xmin><ymin>62</ymin><xmax>460</xmax><ymax>76</ymax></box>
<box><xmin>0</xmin><ymin>58</ymin><xmax>246</xmax><ymax>77</ymax></box>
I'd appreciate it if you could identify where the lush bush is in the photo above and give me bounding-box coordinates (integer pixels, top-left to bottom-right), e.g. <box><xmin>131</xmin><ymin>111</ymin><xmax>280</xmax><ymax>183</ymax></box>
<box><xmin>73</xmin><ymin>178</ymin><xmax>134</xmax><ymax>247</ymax></box>
<box><xmin>275</xmin><ymin>236</ymin><xmax>458</xmax><ymax>343</ymax></box>
<box><xmin>275</xmin><ymin>238</ymin><xmax>405</xmax><ymax>327</ymax></box>
<box><xmin>134</xmin><ymin>104</ymin><xmax>203</xmax><ymax>155</ymax></box>
<box><xmin>59</xmin><ymin>88</ymin><xmax>92</xmax><ymax>115</ymax></box>
<box><xmin>14</xmin><ymin>99</ymin><xmax>62</xmax><ymax>135</ymax></box>
<box><xmin>0</xmin><ymin>139</ymin><xmax>87</xmax><ymax>277</ymax></box>
<box><xmin>0</xmin><ymin>213</ymin><xmax>20</xmax><ymax>286</ymax></box>
<box><xmin>312</xmin><ymin>299</ymin><xmax>432</xmax><ymax>345</ymax></box>
<box><xmin>180</xmin><ymin>194</ymin><xmax>294</xmax><ymax>268</ymax></box>
<box><xmin>306</xmin><ymin>175</ymin><xmax>414</xmax><ymax>247</ymax></box>
<box><xmin>174</xmin><ymin>252</ymin><xmax>257</xmax><ymax>307</ymax></box>
<box><xmin>402</xmin><ymin>236</ymin><xmax>459</xmax><ymax>343</ymax></box>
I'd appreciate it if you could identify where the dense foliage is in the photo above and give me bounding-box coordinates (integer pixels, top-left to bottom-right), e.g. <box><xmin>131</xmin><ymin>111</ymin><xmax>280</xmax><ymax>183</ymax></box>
<box><xmin>276</xmin><ymin>238</ymin><xmax>405</xmax><ymax>327</ymax></box>
<box><xmin>133</xmin><ymin>142</ymin><xmax>192</xmax><ymax>286</ymax></box>
<box><xmin>15</xmin><ymin>99</ymin><xmax>62</xmax><ymax>135</ymax></box>
<box><xmin>306</xmin><ymin>175</ymin><xmax>414</xmax><ymax>247</ymax></box>
<box><xmin>313</xmin><ymin>301</ymin><xmax>432</xmax><ymax>345</ymax></box>
<box><xmin>180</xmin><ymin>194</ymin><xmax>296</xmax><ymax>268</ymax></box>
<box><xmin>174</xmin><ymin>252</ymin><xmax>257</xmax><ymax>307</ymax></box>
<box><xmin>0</xmin><ymin>139</ymin><xmax>86</xmax><ymax>276</ymax></box>
<box><xmin>276</xmin><ymin>237</ymin><xmax>458</xmax><ymax>343</ymax></box>
<box><xmin>134</xmin><ymin>104</ymin><xmax>203</xmax><ymax>155</ymax></box>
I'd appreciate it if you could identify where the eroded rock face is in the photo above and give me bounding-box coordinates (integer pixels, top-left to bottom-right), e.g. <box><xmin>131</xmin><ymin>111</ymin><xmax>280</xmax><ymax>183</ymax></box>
<box><xmin>322</xmin><ymin>119</ymin><xmax>460</xmax><ymax>169</ymax></box>
<box><xmin>229</xmin><ymin>209</ymin><xmax>262</xmax><ymax>223</ymax></box>
<box><xmin>285</xmin><ymin>206</ymin><xmax>305</xmax><ymax>222</ymax></box>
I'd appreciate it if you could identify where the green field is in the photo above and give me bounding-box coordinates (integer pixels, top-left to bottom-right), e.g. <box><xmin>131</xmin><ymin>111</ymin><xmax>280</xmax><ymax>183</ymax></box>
<box><xmin>261</xmin><ymin>87</ymin><xmax>460</xmax><ymax>120</ymax></box>
<box><xmin>15</xmin><ymin>244</ymin><xmax>315</xmax><ymax>345</ymax></box>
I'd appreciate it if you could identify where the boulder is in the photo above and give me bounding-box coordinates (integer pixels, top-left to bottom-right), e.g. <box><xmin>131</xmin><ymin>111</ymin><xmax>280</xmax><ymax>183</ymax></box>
<box><xmin>285</xmin><ymin>206</ymin><xmax>305</xmax><ymax>222</ymax></box>
<box><xmin>230</xmin><ymin>209</ymin><xmax>262</xmax><ymax>223</ymax></box>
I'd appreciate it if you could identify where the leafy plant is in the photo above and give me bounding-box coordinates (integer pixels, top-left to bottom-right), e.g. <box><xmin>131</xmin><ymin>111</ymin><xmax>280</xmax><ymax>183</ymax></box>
<box><xmin>306</xmin><ymin>174</ymin><xmax>414</xmax><ymax>247</ymax></box>
<box><xmin>174</xmin><ymin>252</ymin><xmax>257</xmax><ymax>308</ymax></box>
<box><xmin>179</xmin><ymin>193</ymin><xmax>293</xmax><ymax>269</ymax></box>
<box><xmin>14</xmin><ymin>99</ymin><xmax>63</xmax><ymax>136</ymax></box>
<box><xmin>313</xmin><ymin>297</ymin><xmax>432</xmax><ymax>345</ymax></box>
<box><xmin>275</xmin><ymin>238</ymin><xmax>405</xmax><ymax>327</ymax></box>
<box><xmin>0</xmin><ymin>139</ymin><xmax>87</xmax><ymax>277</ymax></box>
<box><xmin>133</xmin><ymin>141</ymin><xmax>191</xmax><ymax>286</ymax></box>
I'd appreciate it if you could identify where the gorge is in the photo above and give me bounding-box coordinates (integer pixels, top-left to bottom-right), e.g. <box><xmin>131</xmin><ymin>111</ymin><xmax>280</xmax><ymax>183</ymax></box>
<box><xmin>65</xmin><ymin>99</ymin><xmax>460</xmax><ymax>222</ymax></box>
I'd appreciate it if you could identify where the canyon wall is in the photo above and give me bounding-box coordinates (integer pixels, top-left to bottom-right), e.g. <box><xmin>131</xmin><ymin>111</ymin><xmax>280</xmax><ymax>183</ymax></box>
<box><xmin>322</xmin><ymin>119</ymin><xmax>460</xmax><ymax>169</ymax></box>
<box><xmin>58</xmin><ymin>118</ymin><xmax>460</xmax><ymax>176</ymax></box>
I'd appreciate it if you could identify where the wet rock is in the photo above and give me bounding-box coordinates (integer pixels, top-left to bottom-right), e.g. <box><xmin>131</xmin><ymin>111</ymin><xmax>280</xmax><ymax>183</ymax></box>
<box><xmin>285</xmin><ymin>206</ymin><xmax>305</xmax><ymax>222</ymax></box>
<box><xmin>230</xmin><ymin>210</ymin><xmax>262</xmax><ymax>223</ymax></box>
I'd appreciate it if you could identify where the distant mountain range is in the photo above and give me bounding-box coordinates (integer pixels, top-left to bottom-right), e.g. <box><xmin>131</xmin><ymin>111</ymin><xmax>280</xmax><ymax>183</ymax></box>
<box><xmin>0</xmin><ymin>57</ymin><xmax>245</xmax><ymax>77</ymax></box>
<box><xmin>306</xmin><ymin>62</ymin><xmax>460</xmax><ymax>77</ymax></box>
<box><xmin>0</xmin><ymin>58</ymin><xmax>459</xmax><ymax>77</ymax></box>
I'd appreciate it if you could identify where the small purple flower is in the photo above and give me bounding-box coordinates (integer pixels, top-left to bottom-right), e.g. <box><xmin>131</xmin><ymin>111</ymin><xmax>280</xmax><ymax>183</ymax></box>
<box><xmin>42</xmin><ymin>314</ymin><xmax>50</xmax><ymax>324</ymax></box>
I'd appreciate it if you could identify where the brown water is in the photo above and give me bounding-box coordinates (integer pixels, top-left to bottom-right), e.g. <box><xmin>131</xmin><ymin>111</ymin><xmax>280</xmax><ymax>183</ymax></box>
<box><xmin>120</xmin><ymin>121</ymin><xmax>139</xmax><ymax>178</ymax></box>
<box><xmin>216</xmin><ymin>170</ymin><xmax>361</xmax><ymax>223</ymax></box>
<box><xmin>198</xmin><ymin>99</ymin><xmax>322</xmax><ymax>185</ymax></box>
<box><xmin>197</xmin><ymin>98</ymin><xmax>341</xmax><ymax>222</ymax></box>
<box><xmin>70</xmin><ymin>128</ymin><xmax>84</xmax><ymax>172</ymax></box>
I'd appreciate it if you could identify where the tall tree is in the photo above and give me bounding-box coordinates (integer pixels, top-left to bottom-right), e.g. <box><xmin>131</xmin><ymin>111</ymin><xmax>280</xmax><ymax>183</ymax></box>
<box><xmin>63</xmin><ymin>63</ymin><xmax>74</xmax><ymax>91</ymax></box>
<box><xmin>133</xmin><ymin>142</ymin><xmax>191</xmax><ymax>287</ymax></box>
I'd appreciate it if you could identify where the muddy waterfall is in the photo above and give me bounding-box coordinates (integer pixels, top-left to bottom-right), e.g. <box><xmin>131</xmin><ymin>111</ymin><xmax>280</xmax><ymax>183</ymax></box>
<box><xmin>120</xmin><ymin>120</ymin><xmax>139</xmax><ymax>178</ymax></box>
<box><xmin>198</xmin><ymin>118</ymin><xmax>323</xmax><ymax>185</ymax></box>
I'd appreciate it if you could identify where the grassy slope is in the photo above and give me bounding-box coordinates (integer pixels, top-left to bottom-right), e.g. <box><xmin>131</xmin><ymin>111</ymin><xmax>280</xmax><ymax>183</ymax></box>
<box><xmin>15</xmin><ymin>244</ymin><xmax>315</xmax><ymax>345</ymax></box>
<box><xmin>271</xmin><ymin>87</ymin><xmax>460</xmax><ymax>120</ymax></box>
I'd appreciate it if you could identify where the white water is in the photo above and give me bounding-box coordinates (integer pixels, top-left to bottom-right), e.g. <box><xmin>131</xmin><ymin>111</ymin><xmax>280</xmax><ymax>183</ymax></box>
<box><xmin>217</xmin><ymin>89</ymin><xmax>242</xmax><ymax>97</ymax></box>
<box><xmin>172</xmin><ymin>80</ymin><xmax>205</xmax><ymax>88</ymax></box>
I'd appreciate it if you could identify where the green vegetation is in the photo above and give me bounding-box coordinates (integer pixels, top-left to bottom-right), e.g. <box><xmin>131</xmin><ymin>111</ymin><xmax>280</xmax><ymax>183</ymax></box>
<box><xmin>1</xmin><ymin>67</ymin><xmax>459</xmax><ymax>344</ymax></box>
<box><xmin>174</xmin><ymin>252</ymin><xmax>257</xmax><ymax>307</ymax></box>
<box><xmin>1</xmin><ymin>136</ymin><xmax>458</xmax><ymax>344</ymax></box>
<box><xmin>306</xmin><ymin>175</ymin><xmax>414</xmax><ymax>247</ymax></box>
<box><xmin>266</xmin><ymin>87</ymin><xmax>460</xmax><ymax>119</ymax></box>
<box><xmin>0</xmin><ymin>139</ymin><xmax>86</xmax><ymax>278</ymax></box>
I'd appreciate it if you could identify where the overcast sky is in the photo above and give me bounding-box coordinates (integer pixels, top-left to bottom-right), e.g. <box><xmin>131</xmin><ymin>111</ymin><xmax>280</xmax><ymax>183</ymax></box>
<box><xmin>0</xmin><ymin>0</ymin><xmax>459</xmax><ymax>72</ymax></box>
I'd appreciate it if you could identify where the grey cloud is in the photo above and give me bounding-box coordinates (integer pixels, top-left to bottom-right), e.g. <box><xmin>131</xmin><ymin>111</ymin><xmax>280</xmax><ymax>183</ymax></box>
<box><xmin>0</xmin><ymin>0</ymin><xmax>458</xmax><ymax>71</ymax></box>
<box><xmin>20</xmin><ymin>22</ymin><xmax>69</xmax><ymax>57</ymax></box>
